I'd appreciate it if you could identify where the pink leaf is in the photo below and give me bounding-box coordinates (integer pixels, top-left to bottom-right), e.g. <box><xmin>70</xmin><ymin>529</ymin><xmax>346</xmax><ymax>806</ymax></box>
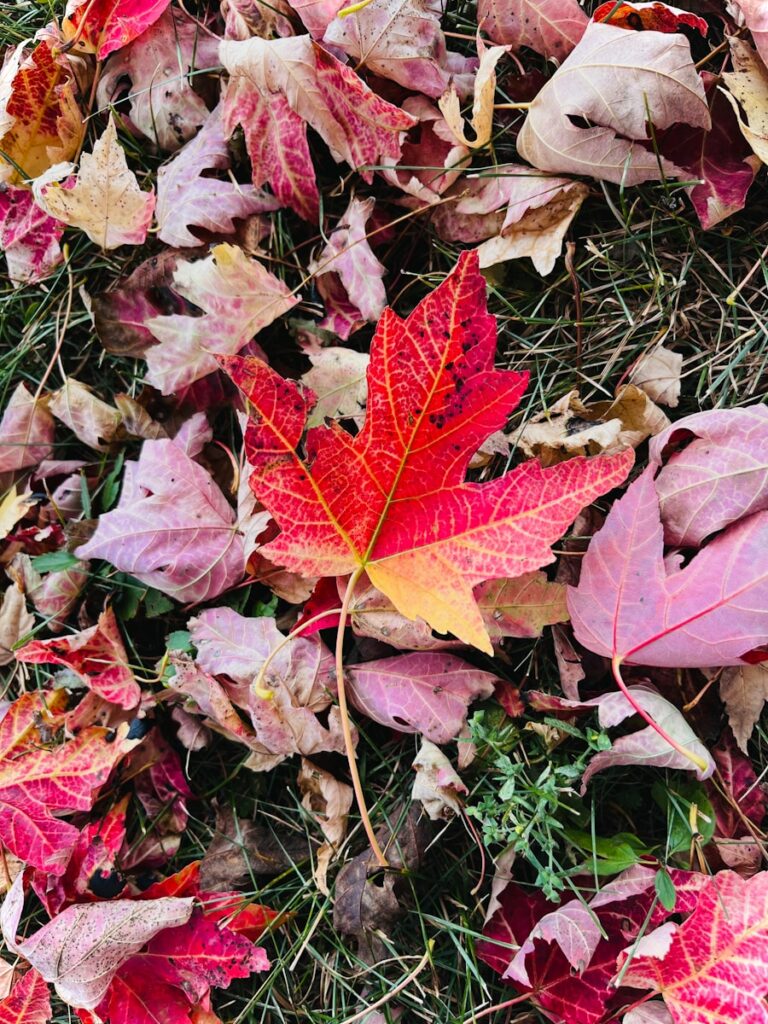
<box><xmin>567</xmin><ymin>465</ymin><xmax>768</xmax><ymax>667</ymax></box>
<box><xmin>346</xmin><ymin>652</ymin><xmax>497</xmax><ymax>742</ymax></box>
<box><xmin>477</xmin><ymin>0</ymin><xmax>588</xmax><ymax>58</ymax></box>
<box><xmin>0</xmin><ymin>384</ymin><xmax>54</xmax><ymax>487</ymax></box>
<box><xmin>75</xmin><ymin>415</ymin><xmax>246</xmax><ymax>603</ymax></box>
<box><xmin>0</xmin><ymin>969</ymin><xmax>51</xmax><ymax>1024</ymax></box>
<box><xmin>0</xmin><ymin>187</ymin><xmax>63</xmax><ymax>286</ymax></box>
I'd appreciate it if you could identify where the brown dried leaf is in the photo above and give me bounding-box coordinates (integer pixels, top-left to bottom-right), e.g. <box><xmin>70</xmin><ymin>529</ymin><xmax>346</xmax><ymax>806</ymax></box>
<box><xmin>200</xmin><ymin>806</ymin><xmax>311</xmax><ymax>890</ymax></box>
<box><xmin>630</xmin><ymin>346</ymin><xmax>683</xmax><ymax>408</ymax></box>
<box><xmin>720</xmin><ymin>664</ymin><xmax>768</xmax><ymax>753</ymax></box>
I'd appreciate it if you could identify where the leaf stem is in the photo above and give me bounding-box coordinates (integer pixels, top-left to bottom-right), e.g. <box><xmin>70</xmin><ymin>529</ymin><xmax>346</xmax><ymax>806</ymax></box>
<box><xmin>611</xmin><ymin>655</ymin><xmax>708</xmax><ymax>773</ymax></box>
<box><xmin>252</xmin><ymin>607</ymin><xmax>343</xmax><ymax>698</ymax></box>
<box><xmin>493</xmin><ymin>102</ymin><xmax>532</xmax><ymax>110</ymax></box>
<box><xmin>336</xmin><ymin>567</ymin><xmax>388</xmax><ymax>867</ymax></box>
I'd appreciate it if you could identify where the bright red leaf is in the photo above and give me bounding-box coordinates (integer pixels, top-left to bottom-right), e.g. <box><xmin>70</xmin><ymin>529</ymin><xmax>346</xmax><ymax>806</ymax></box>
<box><xmin>62</xmin><ymin>0</ymin><xmax>171</xmax><ymax>59</ymax></box>
<box><xmin>0</xmin><ymin>970</ymin><xmax>51</xmax><ymax>1024</ymax></box>
<box><xmin>222</xmin><ymin>252</ymin><xmax>632</xmax><ymax>652</ymax></box>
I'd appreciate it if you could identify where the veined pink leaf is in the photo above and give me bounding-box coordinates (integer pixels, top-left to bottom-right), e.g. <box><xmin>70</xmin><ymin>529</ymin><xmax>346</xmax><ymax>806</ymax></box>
<box><xmin>477</xmin><ymin>0</ymin><xmax>588</xmax><ymax>58</ymax></box>
<box><xmin>731</xmin><ymin>1</ymin><xmax>768</xmax><ymax>66</ymax></box>
<box><xmin>0</xmin><ymin>384</ymin><xmax>54</xmax><ymax>487</ymax></box>
<box><xmin>0</xmin><ymin>970</ymin><xmax>51</xmax><ymax>1024</ymax></box>
<box><xmin>567</xmin><ymin>465</ymin><xmax>768</xmax><ymax>668</ymax></box>
<box><xmin>0</xmin><ymin>188</ymin><xmax>63</xmax><ymax>287</ymax></box>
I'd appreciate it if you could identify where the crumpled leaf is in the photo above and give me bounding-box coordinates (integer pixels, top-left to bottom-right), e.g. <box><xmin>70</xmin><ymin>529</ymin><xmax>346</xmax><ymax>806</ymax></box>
<box><xmin>301</xmin><ymin>347</ymin><xmax>369</xmax><ymax>427</ymax></box>
<box><xmin>95</xmin><ymin>9</ymin><xmax>219</xmax><ymax>151</ymax></box>
<box><xmin>517</xmin><ymin>22</ymin><xmax>710</xmax><ymax>183</ymax></box>
<box><xmin>433</xmin><ymin>166</ymin><xmax>588</xmax><ymax>275</ymax></box>
<box><xmin>0</xmin><ymin>695</ymin><xmax>137</xmax><ymax>873</ymax></box>
<box><xmin>220</xmin><ymin>36</ymin><xmax>415</xmax><ymax>220</ymax></box>
<box><xmin>8</xmin><ymin>554</ymin><xmax>89</xmax><ymax>633</ymax></box>
<box><xmin>0</xmin><ymin>187</ymin><xmax>63</xmax><ymax>287</ymax></box>
<box><xmin>0</xmin><ymin>384</ymin><xmax>54</xmax><ymax>488</ymax></box>
<box><xmin>0</xmin><ymin>969</ymin><xmax>51</xmax><ymax>1024</ymax></box>
<box><xmin>346</xmin><ymin>652</ymin><xmax>497</xmax><ymax>742</ymax></box>
<box><xmin>381</xmin><ymin>96</ymin><xmax>469</xmax><ymax>203</ymax></box>
<box><xmin>62</xmin><ymin>0</ymin><xmax>171</xmax><ymax>59</ymax></box>
<box><xmin>477</xmin><ymin>0</ymin><xmax>587</xmax><ymax>58</ymax></box>
<box><xmin>731</xmin><ymin>0</ymin><xmax>768</xmax><ymax>67</ymax></box>
<box><xmin>411</xmin><ymin>739</ymin><xmax>467</xmax><ymax>819</ymax></box>
<box><xmin>48</xmin><ymin>379</ymin><xmax>122</xmax><ymax>451</ymax></box>
<box><xmin>75</xmin><ymin>414</ymin><xmax>246</xmax><ymax>603</ymax></box>
<box><xmin>0</xmin><ymin>39</ymin><xmax>84</xmax><ymax>186</ymax></box>
<box><xmin>567</xmin><ymin>465</ymin><xmax>768</xmax><ymax>668</ymax></box>
<box><xmin>722</xmin><ymin>36</ymin><xmax>768</xmax><ymax>165</ymax></box>
<box><xmin>592</xmin><ymin>1</ymin><xmax>707</xmax><ymax>34</ymax></box>
<box><xmin>298</xmin><ymin>758</ymin><xmax>353</xmax><ymax>893</ymax></box>
<box><xmin>1</xmin><ymin>872</ymin><xmax>193</xmax><ymax>1009</ymax></box>
<box><xmin>221</xmin><ymin>251</ymin><xmax>633</xmax><ymax>653</ymax></box>
<box><xmin>200</xmin><ymin>806</ymin><xmax>311</xmax><ymax>890</ymax></box>
<box><xmin>649</xmin><ymin>404</ymin><xmax>768</xmax><ymax>547</ymax></box>
<box><xmin>324</xmin><ymin>0</ymin><xmax>477</xmax><ymax>100</ymax></box>
<box><xmin>630</xmin><ymin>345</ymin><xmax>682</xmax><ymax>407</ymax></box>
<box><xmin>0</xmin><ymin>584</ymin><xmax>34</xmax><ymax>666</ymax></box>
<box><xmin>34</xmin><ymin>116</ymin><xmax>155</xmax><ymax>250</ymax></box>
<box><xmin>658</xmin><ymin>71</ymin><xmax>759</xmax><ymax>230</ymax></box>
<box><xmin>144</xmin><ymin>243</ymin><xmax>297</xmax><ymax>393</ymax></box>
<box><xmin>309</xmin><ymin>197</ymin><xmax>386</xmax><ymax>333</ymax></box>
<box><xmin>333</xmin><ymin>805</ymin><xmax>432</xmax><ymax>963</ymax></box>
<box><xmin>705</xmin><ymin>732</ymin><xmax>766</xmax><ymax>875</ymax></box>
<box><xmin>439</xmin><ymin>41</ymin><xmax>508</xmax><ymax>149</ymax></box>
<box><xmin>620</xmin><ymin>871</ymin><xmax>768</xmax><ymax>1024</ymax></box>
<box><xmin>285</xmin><ymin>0</ymin><xmax>346</xmax><ymax>36</ymax></box>
<box><xmin>156</xmin><ymin>104</ymin><xmax>279</xmax><ymax>246</ymax></box>
<box><xmin>16</xmin><ymin>606</ymin><xmax>140</xmax><ymax>709</ymax></box>
<box><xmin>720</xmin><ymin>663</ymin><xmax>768</xmax><ymax>754</ymax></box>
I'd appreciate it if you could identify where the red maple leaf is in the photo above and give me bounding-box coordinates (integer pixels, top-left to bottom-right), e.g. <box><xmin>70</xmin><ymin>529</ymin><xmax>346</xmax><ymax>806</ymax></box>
<box><xmin>0</xmin><ymin>970</ymin><xmax>51</xmax><ymax>1024</ymax></box>
<box><xmin>222</xmin><ymin>251</ymin><xmax>632</xmax><ymax>652</ymax></box>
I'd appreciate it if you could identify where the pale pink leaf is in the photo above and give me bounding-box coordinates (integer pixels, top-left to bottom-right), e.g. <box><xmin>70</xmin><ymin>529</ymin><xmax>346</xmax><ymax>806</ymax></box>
<box><xmin>649</xmin><ymin>404</ymin><xmax>768</xmax><ymax>546</ymax></box>
<box><xmin>286</xmin><ymin>0</ymin><xmax>347</xmax><ymax>37</ymax></box>
<box><xmin>346</xmin><ymin>652</ymin><xmax>497</xmax><ymax>742</ymax></box>
<box><xmin>567</xmin><ymin>466</ymin><xmax>768</xmax><ymax>668</ymax></box>
<box><xmin>156</xmin><ymin>105</ymin><xmax>279</xmax><ymax>247</ymax></box>
<box><xmin>381</xmin><ymin>96</ymin><xmax>470</xmax><ymax>203</ymax></box>
<box><xmin>411</xmin><ymin>739</ymin><xmax>467</xmax><ymax>819</ymax></box>
<box><xmin>301</xmin><ymin>348</ymin><xmax>369</xmax><ymax>428</ymax></box>
<box><xmin>732</xmin><ymin>0</ymin><xmax>768</xmax><ymax>66</ymax></box>
<box><xmin>478</xmin><ymin>0</ymin><xmax>587</xmax><ymax>58</ymax></box>
<box><xmin>0</xmin><ymin>384</ymin><xmax>54</xmax><ymax>485</ymax></box>
<box><xmin>506</xmin><ymin>900</ymin><xmax>602</xmax><ymax>985</ymax></box>
<box><xmin>0</xmin><ymin>187</ymin><xmax>63</xmax><ymax>286</ymax></box>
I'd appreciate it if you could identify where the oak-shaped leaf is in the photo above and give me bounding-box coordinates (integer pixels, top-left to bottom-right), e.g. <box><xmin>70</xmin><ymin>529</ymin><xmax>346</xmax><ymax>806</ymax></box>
<box><xmin>649</xmin><ymin>403</ymin><xmax>768</xmax><ymax>547</ymax></box>
<box><xmin>156</xmin><ymin>104</ymin><xmax>279</xmax><ymax>246</ymax></box>
<box><xmin>517</xmin><ymin>22</ymin><xmax>710</xmax><ymax>183</ymax></box>
<box><xmin>75</xmin><ymin>413</ymin><xmax>247</xmax><ymax>603</ymax></box>
<box><xmin>567</xmin><ymin>465</ymin><xmax>768</xmax><ymax>668</ymax></box>
<box><xmin>0</xmin><ymin>692</ymin><xmax>138</xmax><ymax>873</ymax></box>
<box><xmin>34</xmin><ymin>116</ymin><xmax>155</xmax><ymax>250</ymax></box>
<box><xmin>16</xmin><ymin>606</ymin><xmax>140</xmax><ymax>709</ymax></box>
<box><xmin>0</xmin><ymin>970</ymin><xmax>51</xmax><ymax>1024</ymax></box>
<box><xmin>620</xmin><ymin>870</ymin><xmax>768</xmax><ymax>1024</ymax></box>
<box><xmin>221</xmin><ymin>251</ymin><xmax>633</xmax><ymax>653</ymax></box>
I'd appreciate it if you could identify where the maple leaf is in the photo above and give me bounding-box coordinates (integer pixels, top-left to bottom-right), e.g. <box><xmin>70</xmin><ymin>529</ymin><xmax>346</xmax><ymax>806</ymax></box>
<box><xmin>0</xmin><ymin>187</ymin><xmax>63</xmax><ymax>287</ymax></box>
<box><xmin>285</xmin><ymin>0</ymin><xmax>346</xmax><ymax>37</ymax></box>
<box><xmin>220</xmin><ymin>36</ymin><xmax>415</xmax><ymax>220</ymax></box>
<box><xmin>16</xmin><ymin>607</ymin><xmax>140</xmax><ymax>709</ymax></box>
<box><xmin>308</xmin><ymin>197</ymin><xmax>386</xmax><ymax>332</ymax></box>
<box><xmin>657</xmin><ymin>73</ymin><xmax>759</xmax><ymax>230</ymax></box>
<box><xmin>568</xmin><ymin>465</ymin><xmax>768</xmax><ymax>668</ymax></box>
<box><xmin>620</xmin><ymin>871</ymin><xmax>768</xmax><ymax>1024</ymax></box>
<box><xmin>517</xmin><ymin>22</ymin><xmax>710</xmax><ymax>183</ymax></box>
<box><xmin>34</xmin><ymin>116</ymin><xmax>155</xmax><ymax>250</ymax></box>
<box><xmin>0</xmin><ymin>38</ymin><xmax>84</xmax><ymax>185</ymax></box>
<box><xmin>156</xmin><ymin>105</ymin><xmax>280</xmax><ymax>247</ymax></box>
<box><xmin>324</xmin><ymin>0</ymin><xmax>477</xmax><ymax>99</ymax></box>
<box><xmin>346</xmin><ymin>652</ymin><xmax>498</xmax><ymax>742</ymax></box>
<box><xmin>649</xmin><ymin>404</ymin><xmax>768</xmax><ymax>547</ymax></box>
<box><xmin>144</xmin><ymin>244</ymin><xmax>297</xmax><ymax>393</ymax></box>
<box><xmin>62</xmin><ymin>0</ymin><xmax>171</xmax><ymax>59</ymax></box>
<box><xmin>0</xmin><ymin>692</ymin><xmax>137</xmax><ymax>873</ymax></box>
<box><xmin>221</xmin><ymin>251</ymin><xmax>632</xmax><ymax>652</ymax></box>
<box><xmin>74</xmin><ymin>413</ymin><xmax>247</xmax><ymax>603</ymax></box>
<box><xmin>0</xmin><ymin>383</ymin><xmax>54</xmax><ymax>488</ymax></box>
<box><xmin>477</xmin><ymin>0</ymin><xmax>588</xmax><ymax>59</ymax></box>
<box><xmin>0</xmin><ymin>970</ymin><xmax>51</xmax><ymax>1024</ymax></box>
<box><xmin>95</xmin><ymin>9</ymin><xmax>220</xmax><ymax>152</ymax></box>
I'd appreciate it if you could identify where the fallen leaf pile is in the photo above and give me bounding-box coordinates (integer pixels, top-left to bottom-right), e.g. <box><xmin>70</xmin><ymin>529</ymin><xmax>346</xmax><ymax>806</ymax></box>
<box><xmin>2</xmin><ymin>0</ymin><xmax>768</xmax><ymax>1020</ymax></box>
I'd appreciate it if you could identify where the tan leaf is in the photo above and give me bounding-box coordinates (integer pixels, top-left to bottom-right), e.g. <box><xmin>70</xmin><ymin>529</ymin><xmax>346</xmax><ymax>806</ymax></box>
<box><xmin>439</xmin><ymin>41</ymin><xmax>508</xmax><ymax>149</ymax></box>
<box><xmin>723</xmin><ymin>36</ymin><xmax>768</xmax><ymax>164</ymax></box>
<box><xmin>720</xmin><ymin>663</ymin><xmax>768</xmax><ymax>752</ymax></box>
<box><xmin>0</xmin><ymin>583</ymin><xmax>34</xmax><ymax>666</ymax></box>
<box><xmin>0</xmin><ymin>486</ymin><xmax>34</xmax><ymax>542</ymax></box>
<box><xmin>630</xmin><ymin>345</ymin><xmax>683</xmax><ymax>408</ymax></box>
<box><xmin>411</xmin><ymin>739</ymin><xmax>467</xmax><ymax>820</ymax></box>
<box><xmin>34</xmin><ymin>115</ymin><xmax>155</xmax><ymax>249</ymax></box>
<box><xmin>518</xmin><ymin>22</ymin><xmax>710</xmax><ymax>182</ymax></box>
<box><xmin>49</xmin><ymin>379</ymin><xmax>122</xmax><ymax>450</ymax></box>
<box><xmin>298</xmin><ymin>758</ymin><xmax>353</xmax><ymax>894</ymax></box>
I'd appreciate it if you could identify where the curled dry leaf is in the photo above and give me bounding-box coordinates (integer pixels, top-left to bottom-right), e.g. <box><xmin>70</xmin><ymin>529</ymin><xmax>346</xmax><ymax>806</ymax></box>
<box><xmin>517</xmin><ymin>22</ymin><xmax>710</xmax><ymax>183</ymax></box>
<box><xmin>723</xmin><ymin>36</ymin><xmax>768</xmax><ymax>165</ymax></box>
<box><xmin>298</xmin><ymin>758</ymin><xmax>353</xmax><ymax>893</ymax></box>
<box><xmin>630</xmin><ymin>345</ymin><xmax>682</xmax><ymax>408</ymax></box>
<box><xmin>649</xmin><ymin>404</ymin><xmax>768</xmax><ymax>547</ymax></box>
<box><xmin>439</xmin><ymin>41</ymin><xmax>509</xmax><ymax>150</ymax></box>
<box><xmin>200</xmin><ymin>806</ymin><xmax>311</xmax><ymax>890</ymax></box>
<box><xmin>477</xmin><ymin>0</ymin><xmax>587</xmax><ymax>57</ymax></box>
<box><xmin>381</xmin><ymin>96</ymin><xmax>470</xmax><ymax>203</ymax></box>
<box><xmin>34</xmin><ymin>116</ymin><xmax>155</xmax><ymax>250</ymax></box>
<box><xmin>48</xmin><ymin>379</ymin><xmax>122</xmax><ymax>451</ymax></box>
<box><xmin>0</xmin><ymin>583</ymin><xmax>34</xmax><ymax>666</ymax></box>
<box><xmin>156</xmin><ymin>104</ymin><xmax>280</xmax><ymax>247</ymax></box>
<box><xmin>411</xmin><ymin>739</ymin><xmax>467</xmax><ymax>820</ymax></box>
<box><xmin>730</xmin><ymin>0</ymin><xmax>768</xmax><ymax>67</ymax></box>
<box><xmin>0</xmin><ymin>187</ymin><xmax>63</xmax><ymax>287</ymax></box>
<box><xmin>720</xmin><ymin>663</ymin><xmax>768</xmax><ymax>754</ymax></box>
<box><xmin>145</xmin><ymin>243</ymin><xmax>298</xmax><ymax>393</ymax></box>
